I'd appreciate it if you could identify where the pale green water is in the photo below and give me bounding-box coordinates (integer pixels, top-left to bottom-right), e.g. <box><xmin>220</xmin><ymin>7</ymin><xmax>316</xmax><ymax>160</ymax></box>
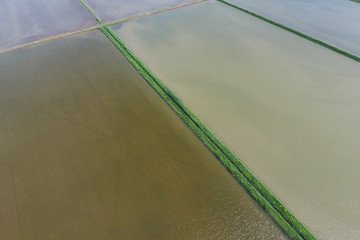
<box><xmin>113</xmin><ymin>1</ymin><xmax>360</xmax><ymax>239</ymax></box>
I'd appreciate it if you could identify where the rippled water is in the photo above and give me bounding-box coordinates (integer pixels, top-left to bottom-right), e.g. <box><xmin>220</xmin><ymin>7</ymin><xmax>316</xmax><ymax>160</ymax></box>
<box><xmin>225</xmin><ymin>0</ymin><xmax>360</xmax><ymax>57</ymax></box>
<box><xmin>113</xmin><ymin>1</ymin><xmax>360</xmax><ymax>239</ymax></box>
<box><xmin>0</xmin><ymin>30</ymin><xmax>287</xmax><ymax>240</ymax></box>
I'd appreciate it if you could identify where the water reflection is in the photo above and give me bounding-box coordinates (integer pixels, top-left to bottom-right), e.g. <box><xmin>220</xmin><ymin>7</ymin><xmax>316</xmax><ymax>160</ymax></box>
<box><xmin>0</xmin><ymin>0</ymin><xmax>97</xmax><ymax>50</ymax></box>
<box><xmin>225</xmin><ymin>0</ymin><xmax>360</xmax><ymax>57</ymax></box>
<box><xmin>81</xmin><ymin>0</ymin><xmax>195</xmax><ymax>22</ymax></box>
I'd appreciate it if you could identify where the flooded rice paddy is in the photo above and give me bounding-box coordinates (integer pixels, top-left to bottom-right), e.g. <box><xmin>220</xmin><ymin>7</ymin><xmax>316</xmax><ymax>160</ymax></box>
<box><xmin>113</xmin><ymin>1</ymin><xmax>360</xmax><ymax>239</ymax></box>
<box><xmin>2</xmin><ymin>0</ymin><xmax>360</xmax><ymax>239</ymax></box>
<box><xmin>225</xmin><ymin>0</ymin><xmax>360</xmax><ymax>57</ymax></box>
<box><xmin>0</xmin><ymin>0</ymin><xmax>97</xmax><ymax>51</ymax></box>
<box><xmin>0</xmin><ymin>30</ymin><xmax>287</xmax><ymax>239</ymax></box>
<box><xmin>80</xmin><ymin>0</ymin><xmax>196</xmax><ymax>22</ymax></box>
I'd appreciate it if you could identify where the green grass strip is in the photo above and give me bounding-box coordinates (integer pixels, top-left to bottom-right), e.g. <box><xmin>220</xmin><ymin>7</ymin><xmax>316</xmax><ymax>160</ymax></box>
<box><xmin>350</xmin><ymin>0</ymin><xmax>360</xmax><ymax>3</ymax></box>
<box><xmin>100</xmin><ymin>25</ymin><xmax>314</xmax><ymax>240</ymax></box>
<box><xmin>78</xmin><ymin>0</ymin><xmax>102</xmax><ymax>23</ymax></box>
<box><xmin>217</xmin><ymin>0</ymin><xmax>360</xmax><ymax>63</ymax></box>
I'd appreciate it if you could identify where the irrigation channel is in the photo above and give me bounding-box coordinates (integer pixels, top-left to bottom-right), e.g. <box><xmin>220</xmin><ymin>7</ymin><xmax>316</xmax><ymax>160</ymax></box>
<box><xmin>0</xmin><ymin>0</ymin><xmax>359</xmax><ymax>239</ymax></box>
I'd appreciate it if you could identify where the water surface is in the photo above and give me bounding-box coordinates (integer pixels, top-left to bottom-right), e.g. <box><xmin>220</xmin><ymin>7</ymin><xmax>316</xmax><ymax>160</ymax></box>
<box><xmin>81</xmin><ymin>0</ymin><xmax>195</xmax><ymax>22</ymax></box>
<box><xmin>0</xmin><ymin>30</ymin><xmax>287</xmax><ymax>240</ymax></box>
<box><xmin>0</xmin><ymin>0</ymin><xmax>97</xmax><ymax>50</ymax></box>
<box><xmin>113</xmin><ymin>1</ymin><xmax>360</xmax><ymax>239</ymax></box>
<box><xmin>225</xmin><ymin>0</ymin><xmax>360</xmax><ymax>57</ymax></box>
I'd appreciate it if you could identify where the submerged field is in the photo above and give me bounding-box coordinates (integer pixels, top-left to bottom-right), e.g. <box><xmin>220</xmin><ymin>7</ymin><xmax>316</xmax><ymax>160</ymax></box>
<box><xmin>224</xmin><ymin>0</ymin><xmax>360</xmax><ymax>58</ymax></box>
<box><xmin>0</xmin><ymin>30</ymin><xmax>287</xmax><ymax>240</ymax></box>
<box><xmin>113</xmin><ymin>1</ymin><xmax>360</xmax><ymax>239</ymax></box>
<box><xmin>1</xmin><ymin>0</ymin><xmax>359</xmax><ymax>239</ymax></box>
<box><xmin>0</xmin><ymin>0</ymin><xmax>97</xmax><ymax>50</ymax></box>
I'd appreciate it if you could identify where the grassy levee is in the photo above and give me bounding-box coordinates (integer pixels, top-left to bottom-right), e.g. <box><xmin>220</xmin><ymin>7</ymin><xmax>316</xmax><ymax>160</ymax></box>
<box><xmin>78</xmin><ymin>0</ymin><xmax>102</xmax><ymax>23</ymax></box>
<box><xmin>218</xmin><ymin>0</ymin><xmax>360</xmax><ymax>64</ymax></box>
<box><xmin>100</xmin><ymin>25</ymin><xmax>315</xmax><ymax>240</ymax></box>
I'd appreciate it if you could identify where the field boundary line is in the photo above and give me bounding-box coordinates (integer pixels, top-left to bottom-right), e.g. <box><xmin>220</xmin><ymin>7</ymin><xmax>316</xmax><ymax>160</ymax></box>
<box><xmin>217</xmin><ymin>0</ymin><xmax>360</xmax><ymax>63</ymax></box>
<box><xmin>0</xmin><ymin>0</ymin><xmax>209</xmax><ymax>55</ymax></box>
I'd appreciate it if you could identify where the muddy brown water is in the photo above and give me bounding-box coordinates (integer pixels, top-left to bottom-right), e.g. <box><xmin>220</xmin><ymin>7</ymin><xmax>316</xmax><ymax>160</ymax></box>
<box><xmin>80</xmin><ymin>0</ymin><xmax>196</xmax><ymax>22</ymax></box>
<box><xmin>0</xmin><ymin>30</ymin><xmax>287</xmax><ymax>239</ymax></box>
<box><xmin>0</xmin><ymin>0</ymin><xmax>97</xmax><ymax>50</ymax></box>
<box><xmin>113</xmin><ymin>1</ymin><xmax>360</xmax><ymax>239</ymax></box>
<box><xmin>225</xmin><ymin>0</ymin><xmax>360</xmax><ymax>57</ymax></box>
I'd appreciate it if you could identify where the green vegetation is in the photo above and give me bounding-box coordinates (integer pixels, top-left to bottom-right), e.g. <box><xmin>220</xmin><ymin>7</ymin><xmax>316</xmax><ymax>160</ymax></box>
<box><xmin>78</xmin><ymin>0</ymin><xmax>102</xmax><ymax>23</ymax></box>
<box><xmin>217</xmin><ymin>0</ymin><xmax>360</xmax><ymax>63</ymax></box>
<box><xmin>100</xmin><ymin>25</ymin><xmax>315</xmax><ymax>240</ymax></box>
<box><xmin>350</xmin><ymin>0</ymin><xmax>360</xmax><ymax>3</ymax></box>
